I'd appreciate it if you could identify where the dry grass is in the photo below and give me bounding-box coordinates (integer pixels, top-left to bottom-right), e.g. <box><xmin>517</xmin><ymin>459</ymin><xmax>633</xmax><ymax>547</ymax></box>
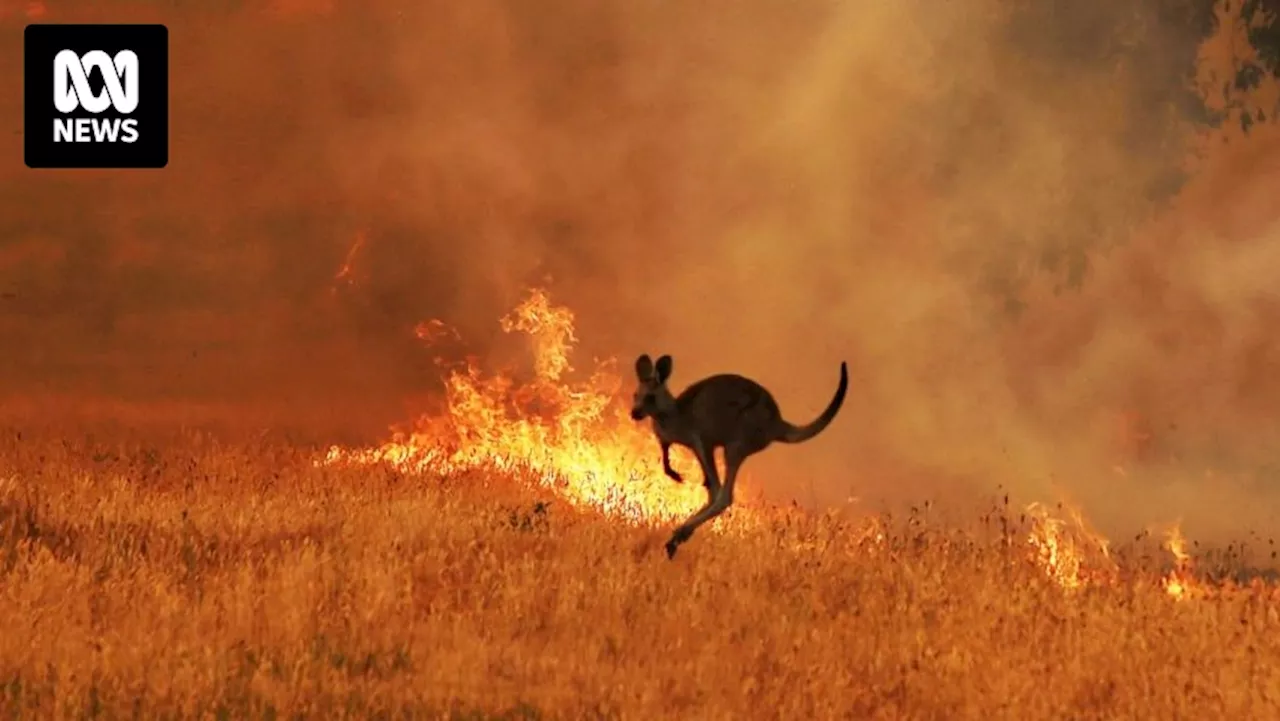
<box><xmin>2</xmin><ymin>426</ymin><xmax>1280</xmax><ymax>720</ymax></box>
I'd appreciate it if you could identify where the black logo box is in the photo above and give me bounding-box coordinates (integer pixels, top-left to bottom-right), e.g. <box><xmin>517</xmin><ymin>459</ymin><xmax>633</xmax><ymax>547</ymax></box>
<box><xmin>24</xmin><ymin>24</ymin><xmax>168</xmax><ymax>169</ymax></box>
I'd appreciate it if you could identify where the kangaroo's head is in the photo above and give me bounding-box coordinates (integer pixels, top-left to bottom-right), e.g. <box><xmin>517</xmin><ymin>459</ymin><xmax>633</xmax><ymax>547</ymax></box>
<box><xmin>630</xmin><ymin>353</ymin><xmax>677</xmax><ymax>421</ymax></box>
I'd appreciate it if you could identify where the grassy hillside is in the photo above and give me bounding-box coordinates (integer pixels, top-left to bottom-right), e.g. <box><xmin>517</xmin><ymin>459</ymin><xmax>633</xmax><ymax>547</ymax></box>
<box><xmin>2</xmin><ymin>424</ymin><xmax>1278</xmax><ymax>719</ymax></box>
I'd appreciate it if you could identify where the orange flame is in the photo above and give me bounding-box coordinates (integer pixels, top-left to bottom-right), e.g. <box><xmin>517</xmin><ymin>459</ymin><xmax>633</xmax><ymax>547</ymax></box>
<box><xmin>330</xmin><ymin>230</ymin><xmax>368</xmax><ymax>296</ymax></box>
<box><xmin>323</xmin><ymin>288</ymin><xmax>714</xmax><ymax>525</ymax></box>
<box><xmin>1161</xmin><ymin>523</ymin><xmax>1206</xmax><ymax>600</ymax></box>
<box><xmin>1025</xmin><ymin>502</ymin><xmax>1117</xmax><ymax>590</ymax></box>
<box><xmin>413</xmin><ymin>319</ymin><xmax>462</xmax><ymax>346</ymax></box>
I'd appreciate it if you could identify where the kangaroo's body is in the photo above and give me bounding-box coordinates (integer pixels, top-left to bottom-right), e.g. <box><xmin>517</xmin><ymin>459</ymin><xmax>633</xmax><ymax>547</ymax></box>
<box><xmin>630</xmin><ymin>354</ymin><xmax>848</xmax><ymax>558</ymax></box>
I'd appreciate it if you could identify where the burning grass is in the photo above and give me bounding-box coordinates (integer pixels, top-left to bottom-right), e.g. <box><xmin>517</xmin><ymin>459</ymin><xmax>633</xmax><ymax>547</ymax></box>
<box><xmin>2</xmin><ymin>430</ymin><xmax>1280</xmax><ymax>718</ymax></box>
<box><xmin>3</xmin><ymin>290</ymin><xmax>1280</xmax><ymax>717</ymax></box>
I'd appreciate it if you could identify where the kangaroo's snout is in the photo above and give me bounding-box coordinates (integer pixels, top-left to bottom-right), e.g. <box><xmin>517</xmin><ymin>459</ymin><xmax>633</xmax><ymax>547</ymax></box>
<box><xmin>630</xmin><ymin>407</ymin><xmax>646</xmax><ymax>421</ymax></box>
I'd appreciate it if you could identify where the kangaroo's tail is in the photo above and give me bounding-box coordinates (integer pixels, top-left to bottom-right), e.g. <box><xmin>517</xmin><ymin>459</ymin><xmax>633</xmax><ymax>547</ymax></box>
<box><xmin>778</xmin><ymin>362</ymin><xmax>848</xmax><ymax>444</ymax></box>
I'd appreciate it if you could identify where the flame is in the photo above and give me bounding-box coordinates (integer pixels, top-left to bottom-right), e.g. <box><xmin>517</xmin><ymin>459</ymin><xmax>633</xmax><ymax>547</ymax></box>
<box><xmin>323</xmin><ymin>287</ymin><xmax>715</xmax><ymax>525</ymax></box>
<box><xmin>331</xmin><ymin>230</ymin><xmax>368</xmax><ymax>296</ymax></box>
<box><xmin>1161</xmin><ymin>523</ymin><xmax>1205</xmax><ymax>601</ymax></box>
<box><xmin>1025</xmin><ymin>502</ymin><xmax>1117</xmax><ymax>590</ymax></box>
<box><xmin>413</xmin><ymin>319</ymin><xmax>462</xmax><ymax>346</ymax></box>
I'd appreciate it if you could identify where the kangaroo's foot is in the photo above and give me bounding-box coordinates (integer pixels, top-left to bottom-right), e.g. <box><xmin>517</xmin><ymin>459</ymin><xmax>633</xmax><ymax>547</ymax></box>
<box><xmin>665</xmin><ymin>526</ymin><xmax>694</xmax><ymax>559</ymax></box>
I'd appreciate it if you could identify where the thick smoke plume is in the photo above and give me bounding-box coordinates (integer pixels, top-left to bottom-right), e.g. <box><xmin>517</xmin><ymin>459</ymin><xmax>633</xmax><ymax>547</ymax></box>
<box><xmin>1</xmin><ymin>0</ymin><xmax>1277</xmax><ymax>541</ymax></box>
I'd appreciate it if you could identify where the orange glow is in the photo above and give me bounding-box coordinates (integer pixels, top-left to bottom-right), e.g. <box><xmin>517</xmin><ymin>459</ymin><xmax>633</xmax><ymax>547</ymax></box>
<box><xmin>323</xmin><ymin>286</ymin><xmax>713</xmax><ymax>526</ymax></box>
<box><xmin>1025</xmin><ymin>502</ymin><xmax>1117</xmax><ymax>590</ymax></box>
<box><xmin>1160</xmin><ymin>524</ymin><xmax>1207</xmax><ymax>601</ymax></box>
<box><xmin>331</xmin><ymin>230</ymin><xmax>368</xmax><ymax>296</ymax></box>
<box><xmin>319</xmin><ymin>277</ymin><xmax>1268</xmax><ymax>597</ymax></box>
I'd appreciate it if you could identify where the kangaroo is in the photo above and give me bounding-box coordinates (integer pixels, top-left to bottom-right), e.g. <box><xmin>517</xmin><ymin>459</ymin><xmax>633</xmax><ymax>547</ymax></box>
<box><xmin>629</xmin><ymin>353</ymin><xmax>849</xmax><ymax>559</ymax></box>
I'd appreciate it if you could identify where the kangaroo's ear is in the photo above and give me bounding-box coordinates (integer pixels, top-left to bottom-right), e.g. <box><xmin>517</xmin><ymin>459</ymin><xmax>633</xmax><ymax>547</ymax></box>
<box><xmin>655</xmin><ymin>355</ymin><xmax>673</xmax><ymax>384</ymax></box>
<box><xmin>634</xmin><ymin>354</ymin><xmax>654</xmax><ymax>380</ymax></box>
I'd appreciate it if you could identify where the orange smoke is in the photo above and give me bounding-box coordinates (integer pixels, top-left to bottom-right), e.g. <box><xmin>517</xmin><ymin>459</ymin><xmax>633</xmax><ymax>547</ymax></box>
<box><xmin>318</xmin><ymin>285</ymin><xmax>1268</xmax><ymax>604</ymax></box>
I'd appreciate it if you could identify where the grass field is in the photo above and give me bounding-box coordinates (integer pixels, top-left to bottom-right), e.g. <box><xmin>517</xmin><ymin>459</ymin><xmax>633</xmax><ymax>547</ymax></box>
<box><xmin>5</xmin><ymin>291</ymin><xmax>1280</xmax><ymax>719</ymax></box>
<box><xmin>3</xmin><ymin>423</ymin><xmax>1280</xmax><ymax>720</ymax></box>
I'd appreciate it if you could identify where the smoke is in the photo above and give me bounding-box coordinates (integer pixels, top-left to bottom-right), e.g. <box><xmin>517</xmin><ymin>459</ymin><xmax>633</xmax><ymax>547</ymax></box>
<box><xmin>1</xmin><ymin>0</ymin><xmax>1277</xmax><ymax>540</ymax></box>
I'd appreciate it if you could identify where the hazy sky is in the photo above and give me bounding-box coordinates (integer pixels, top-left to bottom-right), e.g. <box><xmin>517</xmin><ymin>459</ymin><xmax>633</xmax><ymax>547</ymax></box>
<box><xmin>2</xmin><ymin>0</ymin><xmax>1279</xmax><ymax>541</ymax></box>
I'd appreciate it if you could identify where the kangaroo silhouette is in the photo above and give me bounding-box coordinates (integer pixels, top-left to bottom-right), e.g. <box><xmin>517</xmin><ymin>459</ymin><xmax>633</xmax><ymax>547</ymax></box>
<box><xmin>630</xmin><ymin>354</ymin><xmax>848</xmax><ymax>558</ymax></box>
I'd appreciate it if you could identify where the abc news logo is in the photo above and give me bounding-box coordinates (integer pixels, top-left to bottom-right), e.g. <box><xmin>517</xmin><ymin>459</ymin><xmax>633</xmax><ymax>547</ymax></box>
<box><xmin>54</xmin><ymin>49</ymin><xmax>141</xmax><ymax>144</ymax></box>
<box><xmin>25</xmin><ymin>24</ymin><xmax>169</xmax><ymax>169</ymax></box>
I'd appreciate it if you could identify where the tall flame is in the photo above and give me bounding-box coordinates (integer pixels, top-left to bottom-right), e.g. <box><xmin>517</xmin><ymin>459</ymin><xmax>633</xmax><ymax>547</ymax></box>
<box><xmin>323</xmin><ymin>288</ymin><xmax>711</xmax><ymax>525</ymax></box>
<box><xmin>1161</xmin><ymin>523</ymin><xmax>1205</xmax><ymax>600</ymax></box>
<box><xmin>1025</xmin><ymin>501</ymin><xmax>1117</xmax><ymax>590</ymax></box>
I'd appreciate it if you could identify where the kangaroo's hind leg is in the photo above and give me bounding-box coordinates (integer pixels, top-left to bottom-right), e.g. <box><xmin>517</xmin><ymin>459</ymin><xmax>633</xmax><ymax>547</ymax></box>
<box><xmin>666</xmin><ymin>445</ymin><xmax>747</xmax><ymax>558</ymax></box>
<box><xmin>665</xmin><ymin>441</ymin><xmax>720</xmax><ymax>559</ymax></box>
